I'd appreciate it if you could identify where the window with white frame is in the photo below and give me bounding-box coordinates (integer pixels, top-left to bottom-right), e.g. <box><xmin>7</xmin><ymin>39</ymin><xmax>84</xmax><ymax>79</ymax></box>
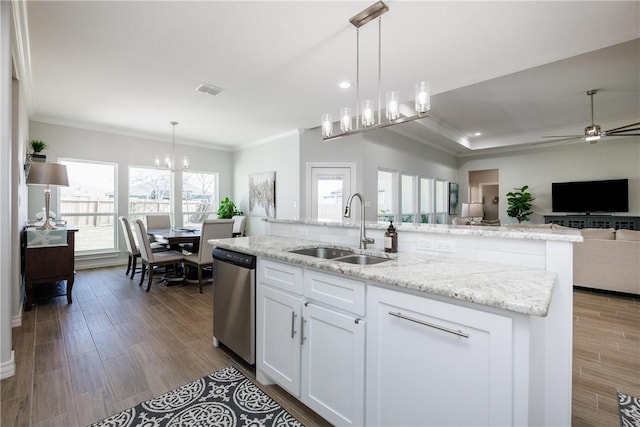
<box><xmin>308</xmin><ymin>164</ymin><xmax>355</xmax><ymax>223</ymax></box>
<box><xmin>434</xmin><ymin>179</ymin><xmax>448</xmax><ymax>224</ymax></box>
<box><xmin>401</xmin><ymin>174</ymin><xmax>416</xmax><ymax>223</ymax></box>
<box><xmin>182</xmin><ymin>171</ymin><xmax>218</xmax><ymax>226</ymax></box>
<box><xmin>420</xmin><ymin>177</ymin><xmax>434</xmax><ymax>223</ymax></box>
<box><xmin>59</xmin><ymin>159</ymin><xmax>117</xmax><ymax>253</ymax></box>
<box><xmin>377</xmin><ymin>169</ymin><xmax>395</xmax><ymax>221</ymax></box>
<box><xmin>128</xmin><ymin>167</ymin><xmax>172</xmax><ymax>225</ymax></box>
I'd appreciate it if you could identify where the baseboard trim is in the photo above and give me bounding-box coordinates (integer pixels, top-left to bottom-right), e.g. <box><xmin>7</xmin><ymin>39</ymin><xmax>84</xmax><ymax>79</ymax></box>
<box><xmin>11</xmin><ymin>303</ymin><xmax>22</xmax><ymax>328</ymax></box>
<box><xmin>0</xmin><ymin>350</ymin><xmax>16</xmax><ymax>379</ymax></box>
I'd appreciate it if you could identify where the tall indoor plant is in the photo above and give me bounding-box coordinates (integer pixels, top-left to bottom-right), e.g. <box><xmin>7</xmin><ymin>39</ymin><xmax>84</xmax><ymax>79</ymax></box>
<box><xmin>506</xmin><ymin>185</ymin><xmax>535</xmax><ymax>223</ymax></box>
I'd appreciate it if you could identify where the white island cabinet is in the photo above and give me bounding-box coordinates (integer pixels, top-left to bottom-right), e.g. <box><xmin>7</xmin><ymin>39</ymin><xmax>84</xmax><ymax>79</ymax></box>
<box><xmin>257</xmin><ymin>259</ymin><xmax>366</xmax><ymax>426</ymax></box>
<box><xmin>366</xmin><ymin>285</ymin><xmax>514</xmax><ymax>426</ymax></box>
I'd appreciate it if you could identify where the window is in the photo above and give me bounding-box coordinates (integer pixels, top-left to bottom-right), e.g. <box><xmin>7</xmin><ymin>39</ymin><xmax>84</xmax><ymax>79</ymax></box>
<box><xmin>378</xmin><ymin>170</ymin><xmax>395</xmax><ymax>222</ymax></box>
<box><xmin>434</xmin><ymin>179</ymin><xmax>448</xmax><ymax>224</ymax></box>
<box><xmin>420</xmin><ymin>177</ymin><xmax>434</xmax><ymax>223</ymax></box>
<box><xmin>182</xmin><ymin>171</ymin><xmax>218</xmax><ymax>226</ymax></box>
<box><xmin>128</xmin><ymin>167</ymin><xmax>172</xmax><ymax>225</ymax></box>
<box><xmin>308</xmin><ymin>164</ymin><xmax>355</xmax><ymax>223</ymax></box>
<box><xmin>59</xmin><ymin>160</ymin><xmax>117</xmax><ymax>253</ymax></box>
<box><xmin>401</xmin><ymin>174</ymin><xmax>416</xmax><ymax>223</ymax></box>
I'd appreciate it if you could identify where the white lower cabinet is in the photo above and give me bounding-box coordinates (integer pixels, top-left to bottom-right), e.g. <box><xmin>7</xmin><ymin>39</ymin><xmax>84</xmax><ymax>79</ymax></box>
<box><xmin>366</xmin><ymin>285</ymin><xmax>514</xmax><ymax>426</ymax></box>
<box><xmin>301</xmin><ymin>302</ymin><xmax>365</xmax><ymax>426</ymax></box>
<box><xmin>256</xmin><ymin>259</ymin><xmax>366</xmax><ymax>426</ymax></box>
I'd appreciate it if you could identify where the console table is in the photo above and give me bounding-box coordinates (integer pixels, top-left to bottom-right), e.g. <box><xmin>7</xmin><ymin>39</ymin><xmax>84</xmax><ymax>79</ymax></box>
<box><xmin>544</xmin><ymin>215</ymin><xmax>639</xmax><ymax>230</ymax></box>
<box><xmin>21</xmin><ymin>227</ymin><xmax>77</xmax><ymax>310</ymax></box>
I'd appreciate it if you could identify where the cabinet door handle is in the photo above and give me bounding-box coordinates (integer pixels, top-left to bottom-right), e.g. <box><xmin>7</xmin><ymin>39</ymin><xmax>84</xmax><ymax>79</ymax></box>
<box><xmin>388</xmin><ymin>311</ymin><xmax>469</xmax><ymax>339</ymax></box>
<box><xmin>290</xmin><ymin>312</ymin><xmax>297</xmax><ymax>338</ymax></box>
<box><xmin>300</xmin><ymin>316</ymin><xmax>307</xmax><ymax>345</ymax></box>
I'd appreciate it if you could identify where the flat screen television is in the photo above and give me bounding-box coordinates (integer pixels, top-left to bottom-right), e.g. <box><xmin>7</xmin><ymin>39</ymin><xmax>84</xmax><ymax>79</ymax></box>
<box><xmin>551</xmin><ymin>179</ymin><xmax>628</xmax><ymax>213</ymax></box>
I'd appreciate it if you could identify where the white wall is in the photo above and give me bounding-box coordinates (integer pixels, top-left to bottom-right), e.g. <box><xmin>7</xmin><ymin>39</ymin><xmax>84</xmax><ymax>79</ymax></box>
<box><xmin>1</xmin><ymin>0</ymin><xmax>16</xmax><ymax>379</ymax></box>
<box><xmin>232</xmin><ymin>131</ymin><xmax>301</xmax><ymax>236</ymax></box>
<box><xmin>28</xmin><ymin>120</ymin><xmax>234</xmax><ymax>267</ymax></box>
<box><xmin>300</xmin><ymin>127</ymin><xmax>459</xmax><ymax>221</ymax></box>
<box><xmin>458</xmin><ymin>140</ymin><xmax>640</xmax><ymax>223</ymax></box>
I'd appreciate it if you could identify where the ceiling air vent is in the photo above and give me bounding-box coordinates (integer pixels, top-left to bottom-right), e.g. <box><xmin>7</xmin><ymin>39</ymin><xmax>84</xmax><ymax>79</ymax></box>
<box><xmin>195</xmin><ymin>83</ymin><xmax>224</xmax><ymax>96</ymax></box>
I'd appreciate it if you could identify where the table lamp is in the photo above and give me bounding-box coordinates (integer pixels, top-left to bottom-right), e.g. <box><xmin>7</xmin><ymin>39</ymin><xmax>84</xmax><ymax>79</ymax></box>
<box><xmin>26</xmin><ymin>162</ymin><xmax>69</xmax><ymax>230</ymax></box>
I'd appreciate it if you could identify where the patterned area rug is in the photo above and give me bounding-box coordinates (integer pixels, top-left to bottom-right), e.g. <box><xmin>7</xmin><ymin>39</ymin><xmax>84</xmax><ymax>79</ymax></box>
<box><xmin>619</xmin><ymin>392</ymin><xmax>640</xmax><ymax>427</ymax></box>
<box><xmin>90</xmin><ymin>365</ymin><xmax>304</xmax><ymax>427</ymax></box>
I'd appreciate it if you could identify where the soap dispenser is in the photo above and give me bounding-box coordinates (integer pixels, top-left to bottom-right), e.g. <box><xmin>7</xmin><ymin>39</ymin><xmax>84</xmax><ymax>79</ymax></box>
<box><xmin>384</xmin><ymin>221</ymin><xmax>398</xmax><ymax>253</ymax></box>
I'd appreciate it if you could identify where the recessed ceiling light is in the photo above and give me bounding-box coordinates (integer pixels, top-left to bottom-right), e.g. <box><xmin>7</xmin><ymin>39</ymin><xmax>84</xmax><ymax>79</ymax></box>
<box><xmin>339</xmin><ymin>81</ymin><xmax>351</xmax><ymax>89</ymax></box>
<box><xmin>474</xmin><ymin>132</ymin><xmax>482</xmax><ymax>136</ymax></box>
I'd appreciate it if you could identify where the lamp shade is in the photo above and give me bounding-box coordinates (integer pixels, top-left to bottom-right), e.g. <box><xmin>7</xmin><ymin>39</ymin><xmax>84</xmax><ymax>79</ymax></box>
<box><xmin>461</xmin><ymin>202</ymin><xmax>484</xmax><ymax>218</ymax></box>
<box><xmin>26</xmin><ymin>162</ymin><xmax>69</xmax><ymax>187</ymax></box>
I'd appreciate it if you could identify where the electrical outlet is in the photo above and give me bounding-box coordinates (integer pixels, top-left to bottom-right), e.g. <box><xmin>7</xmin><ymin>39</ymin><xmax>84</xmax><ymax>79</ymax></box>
<box><xmin>416</xmin><ymin>238</ymin><xmax>435</xmax><ymax>250</ymax></box>
<box><xmin>436</xmin><ymin>239</ymin><xmax>456</xmax><ymax>253</ymax></box>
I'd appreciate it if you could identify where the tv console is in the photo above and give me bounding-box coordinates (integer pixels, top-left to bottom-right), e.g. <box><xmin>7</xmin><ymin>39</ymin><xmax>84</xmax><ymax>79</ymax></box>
<box><xmin>544</xmin><ymin>214</ymin><xmax>639</xmax><ymax>230</ymax></box>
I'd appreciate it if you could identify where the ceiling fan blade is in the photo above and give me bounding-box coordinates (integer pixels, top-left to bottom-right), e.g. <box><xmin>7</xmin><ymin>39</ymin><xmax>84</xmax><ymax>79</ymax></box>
<box><xmin>541</xmin><ymin>135</ymin><xmax>582</xmax><ymax>139</ymax></box>
<box><xmin>605</xmin><ymin>121</ymin><xmax>640</xmax><ymax>133</ymax></box>
<box><xmin>607</xmin><ymin>133</ymin><xmax>640</xmax><ymax>136</ymax></box>
<box><xmin>607</xmin><ymin>127</ymin><xmax>640</xmax><ymax>134</ymax></box>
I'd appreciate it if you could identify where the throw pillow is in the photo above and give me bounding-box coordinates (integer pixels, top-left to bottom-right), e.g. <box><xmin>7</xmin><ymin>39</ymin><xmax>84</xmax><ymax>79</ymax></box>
<box><xmin>616</xmin><ymin>229</ymin><xmax>640</xmax><ymax>241</ymax></box>
<box><xmin>580</xmin><ymin>228</ymin><xmax>616</xmax><ymax>240</ymax></box>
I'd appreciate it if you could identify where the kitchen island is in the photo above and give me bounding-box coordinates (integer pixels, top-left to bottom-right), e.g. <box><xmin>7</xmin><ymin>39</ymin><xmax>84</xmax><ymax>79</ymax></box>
<box><xmin>211</xmin><ymin>227</ymin><xmax>579</xmax><ymax>426</ymax></box>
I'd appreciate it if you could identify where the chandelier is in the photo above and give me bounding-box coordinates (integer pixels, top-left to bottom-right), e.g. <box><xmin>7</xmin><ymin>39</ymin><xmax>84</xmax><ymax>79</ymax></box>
<box><xmin>155</xmin><ymin>121</ymin><xmax>188</xmax><ymax>171</ymax></box>
<box><xmin>321</xmin><ymin>1</ymin><xmax>431</xmax><ymax>141</ymax></box>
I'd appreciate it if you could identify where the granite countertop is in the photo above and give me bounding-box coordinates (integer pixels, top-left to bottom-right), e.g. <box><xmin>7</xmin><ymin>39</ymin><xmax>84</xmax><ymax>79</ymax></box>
<box><xmin>266</xmin><ymin>218</ymin><xmax>583</xmax><ymax>242</ymax></box>
<box><xmin>209</xmin><ymin>235</ymin><xmax>557</xmax><ymax>317</ymax></box>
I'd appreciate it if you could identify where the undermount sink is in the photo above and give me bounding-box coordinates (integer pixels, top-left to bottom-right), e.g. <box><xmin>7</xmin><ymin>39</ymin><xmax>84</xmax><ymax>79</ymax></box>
<box><xmin>333</xmin><ymin>254</ymin><xmax>390</xmax><ymax>265</ymax></box>
<box><xmin>288</xmin><ymin>246</ymin><xmax>355</xmax><ymax>259</ymax></box>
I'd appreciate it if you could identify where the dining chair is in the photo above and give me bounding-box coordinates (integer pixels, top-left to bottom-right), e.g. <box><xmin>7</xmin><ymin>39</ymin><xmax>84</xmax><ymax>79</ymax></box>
<box><xmin>183</xmin><ymin>219</ymin><xmax>233</xmax><ymax>293</ymax></box>
<box><xmin>232</xmin><ymin>215</ymin><xmax>247</xmax><ymax>237</ymax></box>
<box><xmin>119</xmin><ymin>216</ymin><xmax>167</xmax><ymax>279</ymax></box>
<box><xmin>146</xmin><ymin>214</ymin><xmax>171</xmax><ymax>229</ymax></box>
<box><xmin>133</xmin><ymin>219</ymin><xmax>184</xmax><ymax>292</ymax></box>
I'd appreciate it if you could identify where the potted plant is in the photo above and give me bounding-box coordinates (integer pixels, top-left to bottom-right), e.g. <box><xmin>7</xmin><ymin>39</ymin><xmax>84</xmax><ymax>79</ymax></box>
<box><xmin>217</xmin><ymin>197</ymin><xmax>243</xmax><ymax>219</ymax></box>
<box><xmin>506</xmin><ymin>185</ymin><xmax>535</xmax><ymax>223</ymax></box>
<box><xmin>30</xmin><ymin>139</ymin><xmax>47</xmax><ymax>162</ymax></box>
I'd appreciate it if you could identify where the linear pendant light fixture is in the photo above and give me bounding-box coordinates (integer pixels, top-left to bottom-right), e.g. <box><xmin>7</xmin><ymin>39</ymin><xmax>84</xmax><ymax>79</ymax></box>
<box><xmin>155</xmin><ymin>121</ymin><xmax>188</xmax><ymax>171</ymax></box>
<box><xmin>322</xmin><ymin>1</ymin><xmax>431</xmax><ymax>141</ymax></box>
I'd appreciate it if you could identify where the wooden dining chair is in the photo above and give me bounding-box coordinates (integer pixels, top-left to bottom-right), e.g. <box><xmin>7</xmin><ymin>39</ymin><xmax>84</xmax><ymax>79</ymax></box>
<box><xmin>119</xmin><ymin>216</ymin><xmax>167</xmax><ymax>279</ymax></box>
<box><xmin>133</xmin><ymin>219</ymin><xmax>184</xmax><ymax>292</ymax></box>
<box><xmin>183</xmin><ymin>219</ymin><xmax>233</xmax><ymax>293</ymax></box>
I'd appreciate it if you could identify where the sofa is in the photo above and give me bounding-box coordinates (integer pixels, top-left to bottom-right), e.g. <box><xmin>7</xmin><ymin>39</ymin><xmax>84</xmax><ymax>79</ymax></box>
<box><xmin>573</xmin><ymin>228</ymin><xmax>640</xmax><ymax>295</ymax></box>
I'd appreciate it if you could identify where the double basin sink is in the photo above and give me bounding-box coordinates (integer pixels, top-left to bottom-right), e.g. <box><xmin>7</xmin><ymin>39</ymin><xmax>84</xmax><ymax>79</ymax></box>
<box><xmin>288</xmin><ymin>246</ymin><xmax>390</xmax><ymax>265</ymax></box>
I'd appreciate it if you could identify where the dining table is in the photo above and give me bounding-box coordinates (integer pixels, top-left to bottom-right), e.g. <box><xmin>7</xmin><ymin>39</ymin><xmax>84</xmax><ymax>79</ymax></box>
<box><xmin>147</xmin><ymin>227</ymin><xmax>201</xmax><ymax>251</ymax></box>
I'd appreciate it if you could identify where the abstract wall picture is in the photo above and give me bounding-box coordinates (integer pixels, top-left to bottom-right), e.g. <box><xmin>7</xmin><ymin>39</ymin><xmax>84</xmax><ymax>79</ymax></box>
<box><xmin>449</xmin><ymin>182</ymin><xmax>459</xmax><ymax>215</ymax></box>
<box><xmin>249</xmin><ymin>171</ymin><xmax>276</xmax><ymax>218</ymax></box>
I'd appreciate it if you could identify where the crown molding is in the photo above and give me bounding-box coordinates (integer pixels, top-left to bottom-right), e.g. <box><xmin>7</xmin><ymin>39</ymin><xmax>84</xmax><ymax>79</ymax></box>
<box><xmin>30</xmin><ymin>115</ymin><xmax>235</xmax><ymax>152</ymax></box>
<box><xmin>234</xmin><ymin>129</ymin><xmax>301</xmax><ymax>151</ymax></box>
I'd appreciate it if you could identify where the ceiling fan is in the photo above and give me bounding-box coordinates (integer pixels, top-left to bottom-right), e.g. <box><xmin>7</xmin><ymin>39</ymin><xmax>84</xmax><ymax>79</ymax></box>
<box><xmin>542</xmin><ymin>89</ymin><xmax>640</xmax><ymax>144</ymax></box>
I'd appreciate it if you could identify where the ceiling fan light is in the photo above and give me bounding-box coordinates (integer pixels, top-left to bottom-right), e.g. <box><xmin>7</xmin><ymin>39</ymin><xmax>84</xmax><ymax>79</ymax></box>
<box><xmin>584</xmin><ymin>124</ymin><xmax>601</xmax><ymax>141</ymax></box>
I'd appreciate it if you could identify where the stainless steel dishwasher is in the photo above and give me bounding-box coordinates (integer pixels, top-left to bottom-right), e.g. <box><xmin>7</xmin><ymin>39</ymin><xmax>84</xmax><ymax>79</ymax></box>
<box><xmin>212</xmin><ymin>248</ymin><xmax>256</xmax><ymax>365</ymax></box>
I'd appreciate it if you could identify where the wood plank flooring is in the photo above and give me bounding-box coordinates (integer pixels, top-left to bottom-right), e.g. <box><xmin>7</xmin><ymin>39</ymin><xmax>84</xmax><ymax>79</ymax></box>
<box><xmin>572</xmin><ymin>288</ymin><xmax>640</xmax><ymax>427</ymax></box>
<box><xmin>1</xmin><ymin>268</ymin><xmax>638</xmax><ymax>426</ymax></box>
<box><xmin>1</xmin><ymin>267</ymin><xmax>330</xmax><ymax>427</ymax></box>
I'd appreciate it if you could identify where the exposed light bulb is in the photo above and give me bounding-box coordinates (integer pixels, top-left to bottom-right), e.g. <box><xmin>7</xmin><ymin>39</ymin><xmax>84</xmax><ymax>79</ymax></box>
<box><xmin>415</xmin><ymin>81</ymin><xmax>431</xmax><ymax>114</ymax></box>
<box><xmin>321</xmin><ymin>114</ymin><xmax>333</xmax><ymax>137</ymax></box>
<box><xmin>386</xmin><ymin>91</ymin><xmax>399</xmax><ymax>120</ymax></box>
<box><xmin>362</xmin><ymin>100</ymin><xmax>375</xmax><ymax>127</ymax></box>
<box><xmin>340</xmin><ymin>107</ymin><xmax>352</xmax><ymax>132</ymax></box>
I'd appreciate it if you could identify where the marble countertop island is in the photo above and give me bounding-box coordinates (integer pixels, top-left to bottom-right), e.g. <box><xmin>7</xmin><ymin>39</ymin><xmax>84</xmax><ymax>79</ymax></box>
<box><xmin>210</xmin><ymin>235</ymin><xmax>557</xmax><ymax>317</ymax></box>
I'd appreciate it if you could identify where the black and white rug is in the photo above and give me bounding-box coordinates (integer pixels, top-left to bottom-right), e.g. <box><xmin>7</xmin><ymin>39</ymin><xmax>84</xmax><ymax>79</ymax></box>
<box><xmin>619</xmin><ymin>391</ymin><xmax>640</xmax><ymax>427</ymax></box>
<box><xmin>90</xmin><ymin>365</ymin><xmax>304</xmax><ymax>427</ymax></box>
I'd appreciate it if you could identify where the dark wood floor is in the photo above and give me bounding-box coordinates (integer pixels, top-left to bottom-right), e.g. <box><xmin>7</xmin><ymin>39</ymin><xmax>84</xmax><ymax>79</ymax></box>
<box><xmin>1</xmin><ymin>268</ymin><xmax>638</xmax><ymax>426</ymax></box>
<box><xmin>0</xmin><ymin>267</ymin><xmax>330</xmax><ymax>427</ymax></box>
<box><xmin>572</xmin><ymin>288</ymin><xmax>640</xmax><ymax>426</ymax></box>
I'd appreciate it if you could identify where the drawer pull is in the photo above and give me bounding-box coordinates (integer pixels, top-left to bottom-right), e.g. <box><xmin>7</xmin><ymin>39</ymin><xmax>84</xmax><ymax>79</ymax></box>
<box><xmin>388</xmin><ymin>311</ymin><xmax>469</xmax><ymax>339</ymax></box>
<box><xmin>290</xmin><ymin>312</ymin><xmax>297</xmax><ymax>338</ymax></box>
